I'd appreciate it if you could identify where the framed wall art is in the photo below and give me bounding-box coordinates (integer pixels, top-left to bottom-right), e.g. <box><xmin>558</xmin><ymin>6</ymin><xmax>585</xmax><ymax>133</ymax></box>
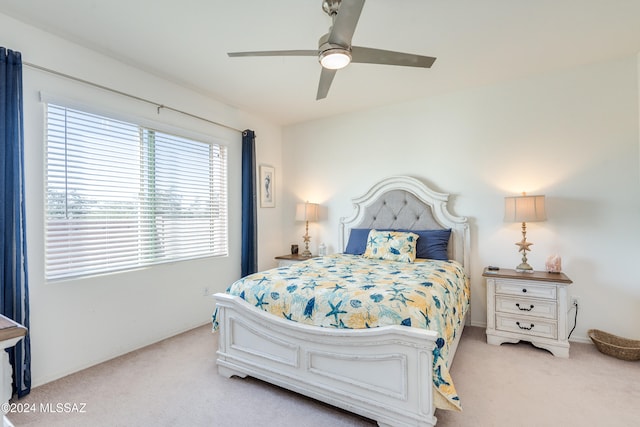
<box><xmin>259</xmin><ymin>165</ymin><xmax>275</xmax><ymax>208</ymax></box>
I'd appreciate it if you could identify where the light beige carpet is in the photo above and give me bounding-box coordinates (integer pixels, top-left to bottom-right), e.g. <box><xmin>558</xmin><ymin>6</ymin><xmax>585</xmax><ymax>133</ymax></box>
<box><xmin>7</xmin><ymin>325</ymin><xmax>639</xmax><ymax>427</ymax></box>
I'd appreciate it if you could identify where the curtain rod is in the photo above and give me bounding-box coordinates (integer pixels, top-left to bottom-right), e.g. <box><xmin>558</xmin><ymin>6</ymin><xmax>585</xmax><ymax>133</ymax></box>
<box><xmin>23</xmin><ymin>61</ymin><xmax>243</xmax><ymax>133</ymax></box>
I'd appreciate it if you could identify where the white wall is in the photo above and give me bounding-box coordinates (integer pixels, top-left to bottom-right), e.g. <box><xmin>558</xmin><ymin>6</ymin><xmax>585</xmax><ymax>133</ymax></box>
<box><xmin>282</xmin><ymin>56</ymin><xmax>640</xmax><ymax>343</ymax></box>
<box><xmin>2</xmin><ymin>11</ymin><xmax>638</xmax><ymax>388</ymax></box>
<box><xmin>1</xmin><ymin>13</ymin><xmax>284</xmax><ymax>386</ymax></box>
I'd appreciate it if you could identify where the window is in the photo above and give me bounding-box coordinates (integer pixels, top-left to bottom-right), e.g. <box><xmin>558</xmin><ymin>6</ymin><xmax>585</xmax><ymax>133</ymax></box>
<box><xmin>45</xmin><ymin>104</ymin><xmax>228</xmax><ymax>280</ymax></box>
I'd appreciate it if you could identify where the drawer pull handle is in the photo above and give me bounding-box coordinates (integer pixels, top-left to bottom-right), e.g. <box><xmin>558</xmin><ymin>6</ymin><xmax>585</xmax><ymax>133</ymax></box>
<box><xmin>516</xmin><ymin>303</ymin><xmax>534</xmax><ymax>311</ymax></box>
<box><xmin>521</xmin><ymin>288</ymin><xmax>527</xmax><ymax>293</ymax></box>
<box><xmin>516</xmin><ymin>321</ymin><xmax>534</xmax><ymax>330</ymax></box>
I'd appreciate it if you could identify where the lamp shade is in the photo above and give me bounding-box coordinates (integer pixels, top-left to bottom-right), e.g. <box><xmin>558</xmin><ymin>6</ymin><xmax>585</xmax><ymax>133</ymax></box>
<box><xmin>504</xmin><ymin>195</ymin><xmax>546</xmax><ymax>223</ymax></box>
<box><xmin>296</xmin><ymin>202</ymin><xmax>319</xmax><ymax>222</ymax></box>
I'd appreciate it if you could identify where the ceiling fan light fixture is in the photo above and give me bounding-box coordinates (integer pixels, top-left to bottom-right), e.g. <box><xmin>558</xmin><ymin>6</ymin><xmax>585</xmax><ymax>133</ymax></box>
<box><xmin>319</xmin><ymin>48</ymin><xmax>351</xmax><ymax>70</ymax></box>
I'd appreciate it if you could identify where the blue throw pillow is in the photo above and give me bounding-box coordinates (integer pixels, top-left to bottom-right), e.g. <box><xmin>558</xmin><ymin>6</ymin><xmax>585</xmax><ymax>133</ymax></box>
<box><xmin>408</xmin><ymin>229</ymin><xmax>451</xmax><ymax>260</ymax></box>
<box><xmin>344</xmin><ymin>228</ymin><xmax>371</xmax><ymax>255</ymax></box>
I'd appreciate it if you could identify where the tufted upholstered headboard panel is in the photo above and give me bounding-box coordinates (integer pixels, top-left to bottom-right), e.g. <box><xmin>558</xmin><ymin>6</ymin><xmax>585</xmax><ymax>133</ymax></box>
<box><xmin>339</xmin><ymin>176</ymin><xmax>470</xmax><ymax>274</ymax></box>
<box><xmin>349</xmin><ymin>189</ymin><xmax>444</xmax><ymax>231</ymax></box>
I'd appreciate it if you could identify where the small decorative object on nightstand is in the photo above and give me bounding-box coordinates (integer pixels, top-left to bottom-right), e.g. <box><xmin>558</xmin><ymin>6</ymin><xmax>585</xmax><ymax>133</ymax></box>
<box><xmin>318</xmin><ymin>242</ymin><xmax>327</xmax><ymax>256</ymax></box>
<box><xmin>484</xmin><ymin>267</ymin><xmax>572</xmax><ymax>357</ymax></box>
<box><xmin>545</xmin><ymin>254</ymin><xmax>562</xmax><ymax>273</ymax></box>
<box><xmin>275</xmin><ymin>254</ymin><xmax>318</xmax><ymax>267</ymax></box>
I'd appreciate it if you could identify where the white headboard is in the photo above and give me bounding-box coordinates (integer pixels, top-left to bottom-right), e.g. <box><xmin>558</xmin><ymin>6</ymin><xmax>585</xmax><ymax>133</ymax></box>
<box><xmin>339</xmin><ymin>176</ymin><xmax>470</xmax><ymax>275</ymax></box>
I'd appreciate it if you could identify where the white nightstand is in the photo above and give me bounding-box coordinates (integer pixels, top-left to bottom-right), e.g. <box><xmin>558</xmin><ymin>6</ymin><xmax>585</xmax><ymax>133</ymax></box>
<box><xmin>275</xmin><ymin>254</ymin><xmax>318</xmax><ymax>267</ymax></box>
<box><xmin>484</xmin><ymin>267</ymin><xmax>573</xmax><ymax>358</ymax></box>
<box><xmin>0</xmin><ymin>315</ymin><xmax>27</xmax><ymax>427</ymax></box>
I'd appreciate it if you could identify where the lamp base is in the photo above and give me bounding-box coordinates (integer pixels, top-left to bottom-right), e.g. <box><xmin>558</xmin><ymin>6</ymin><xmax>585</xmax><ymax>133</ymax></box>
<box><xmin>301</xmin><ymin>220</ymin><xmax>312</xmax><ymax>258</ymax></box>
<box><xmin>516</xmin><ymin>262</ymin><xmax>534</xmax><ymax>273</ymax></box>
<box><xmin>514</xmin><ymin>222</ymin><xmax>535</xmax><ymax>273</ymax></box>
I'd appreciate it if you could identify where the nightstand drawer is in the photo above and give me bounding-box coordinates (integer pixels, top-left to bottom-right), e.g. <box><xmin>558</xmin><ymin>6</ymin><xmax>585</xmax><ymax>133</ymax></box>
<box><xmin>495</xmin><ymin>295</ymin><xmax>557</xmax><ymax>320</ymax></box>
<box><xmin>495</xmin><ymin>280</ymin><xmax>556</xmax><ymax>300</ymax></box>
<box><xmin>495</xmin><ymin>314</ymin><xmax>558</xmax><ymax>340</ymax></box>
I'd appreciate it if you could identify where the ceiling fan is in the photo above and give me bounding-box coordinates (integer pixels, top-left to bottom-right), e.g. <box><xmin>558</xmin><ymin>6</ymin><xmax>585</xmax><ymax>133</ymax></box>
<box><xmin>228</xmin><ymin>0</ymin><xmax>436</xmax><ymax>100</ymax></box>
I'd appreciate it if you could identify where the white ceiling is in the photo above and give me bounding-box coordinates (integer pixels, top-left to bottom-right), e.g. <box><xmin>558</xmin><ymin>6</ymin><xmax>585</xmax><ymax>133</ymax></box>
<box><xmin>2</xmin><ymin>0</ymin><xmax>640</xmax><ymax>126</ymax></box>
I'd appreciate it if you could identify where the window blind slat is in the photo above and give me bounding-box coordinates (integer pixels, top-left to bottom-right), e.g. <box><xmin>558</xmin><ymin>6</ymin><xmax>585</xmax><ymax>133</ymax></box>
<box><xmin>45</xmin><ymin>104</ymin><xmax>228</xmax><ymax>281</ymax></box>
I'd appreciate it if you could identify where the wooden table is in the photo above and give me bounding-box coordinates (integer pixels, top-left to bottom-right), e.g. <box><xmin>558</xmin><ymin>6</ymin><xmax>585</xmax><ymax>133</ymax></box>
<box><xmin>0</xmin><ymin>315</ymin><xmax>27</xmax><ymax>427</ymax></box>
<box><xmin>275</xmin><ymin>254</ymin><xmax>318</xmax><ymax>267</ymax></box>
<box><xmin>0</xmin><ymin>316</ymin><xmax>26</xmax><ymax>344</ymax></box>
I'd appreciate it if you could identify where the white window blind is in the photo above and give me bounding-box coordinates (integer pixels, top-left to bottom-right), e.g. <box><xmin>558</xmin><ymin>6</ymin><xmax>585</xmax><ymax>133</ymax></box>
<box><xmin>45</xmin><ymin>104</ymin><xmax>228</xmax><ymax>280</ymax></box>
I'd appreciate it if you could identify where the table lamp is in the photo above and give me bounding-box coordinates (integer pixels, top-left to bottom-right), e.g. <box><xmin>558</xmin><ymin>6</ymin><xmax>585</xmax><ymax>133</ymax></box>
<box><xmin>504</xmin><ymin>193</ymin><xmax>546</xmax><ymax>272</ymax></box>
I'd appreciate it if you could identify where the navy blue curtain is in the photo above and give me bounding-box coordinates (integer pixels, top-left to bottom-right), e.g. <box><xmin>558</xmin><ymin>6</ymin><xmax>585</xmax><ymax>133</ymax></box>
<box><xmin>241</xmin><ymin>129</ymin><xmax>257</xmax><ymax>276</ymax></box>
<box><xmin>0</xmin><ymin>47</ymin><xmax>31</xmax><ymax>398</ymax></box>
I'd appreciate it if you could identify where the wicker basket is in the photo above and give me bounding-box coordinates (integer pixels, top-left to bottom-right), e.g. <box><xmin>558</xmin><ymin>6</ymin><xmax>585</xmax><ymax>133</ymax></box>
<box><xmin>588</xmin><ymin>329</ymin><xmax>640</xmax><ymax>361</ymax></box>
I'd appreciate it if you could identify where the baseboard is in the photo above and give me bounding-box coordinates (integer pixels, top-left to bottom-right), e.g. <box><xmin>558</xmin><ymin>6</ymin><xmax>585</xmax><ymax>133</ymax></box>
<box><xmin>569</xmin><ymin>335</ymin><xmax>592</xmax><ymax>344</ymax></box>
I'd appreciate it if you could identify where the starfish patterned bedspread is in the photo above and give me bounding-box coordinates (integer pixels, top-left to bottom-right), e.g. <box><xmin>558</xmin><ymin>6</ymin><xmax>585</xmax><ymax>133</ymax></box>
<box><xmin>212</xmin><ymin>253</ymin><xmax>470</xmax><ymax>411</ymax></box>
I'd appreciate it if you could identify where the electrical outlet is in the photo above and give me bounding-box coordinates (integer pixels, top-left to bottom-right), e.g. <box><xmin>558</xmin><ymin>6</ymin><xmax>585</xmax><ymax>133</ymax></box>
<box><xmin>571</xmin><ymin>296</ymin><xmax>579</xmax><ymax>307</ymax></box>
<box><xmin>203</xmin><ymin>287</ymin><xmax>210</xmax><ymax>297</ymax></box>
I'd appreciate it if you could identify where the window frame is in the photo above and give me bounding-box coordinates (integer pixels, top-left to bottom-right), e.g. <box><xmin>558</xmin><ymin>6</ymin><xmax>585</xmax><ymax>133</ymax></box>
<box><xmin>44</xmin><ymin>100</ymin><xmax>229</xmax><ymax>281</ymax></box>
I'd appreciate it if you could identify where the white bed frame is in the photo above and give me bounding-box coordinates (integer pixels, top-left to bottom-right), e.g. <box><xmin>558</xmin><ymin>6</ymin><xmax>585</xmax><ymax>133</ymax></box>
<box><xmin>214</xmin><ymin>176</ymin><xmax>470</xmax><ymax>427</ymax></box>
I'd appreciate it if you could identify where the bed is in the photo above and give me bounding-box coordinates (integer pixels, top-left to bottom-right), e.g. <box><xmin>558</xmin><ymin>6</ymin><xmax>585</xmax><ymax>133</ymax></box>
<box><xmin>213</xmin><ymin>176</ymin><xmax>470</xmax><ymax>427</ymax></box>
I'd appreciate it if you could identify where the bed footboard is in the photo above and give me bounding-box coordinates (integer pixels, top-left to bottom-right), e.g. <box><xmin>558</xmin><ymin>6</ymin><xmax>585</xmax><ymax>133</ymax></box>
<box><xmin>214</xmin><ymin>293</ymin><xmax>440</xmax><ymax>427</ymax></box>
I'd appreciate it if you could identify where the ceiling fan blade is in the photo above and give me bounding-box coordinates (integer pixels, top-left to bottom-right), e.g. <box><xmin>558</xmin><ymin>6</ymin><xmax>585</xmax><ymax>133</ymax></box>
<box><xmin>228</xmin><ymin>50</ymin><xmax>317</xmax><ymax>57</ymax></box>
<box><xmin>316</xmin><ymin>68</ymin><xmax>337</xmax><ymax>100</ymax></box>
<box><xmin>328</xmin><ymin>0</ymin><xmax>365</xmax><ymax>46</ymax></box>
<box><xmin>351</xmin><ymin>46</ymin><xmax>436</xmax><ymax>68</ymax></box>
